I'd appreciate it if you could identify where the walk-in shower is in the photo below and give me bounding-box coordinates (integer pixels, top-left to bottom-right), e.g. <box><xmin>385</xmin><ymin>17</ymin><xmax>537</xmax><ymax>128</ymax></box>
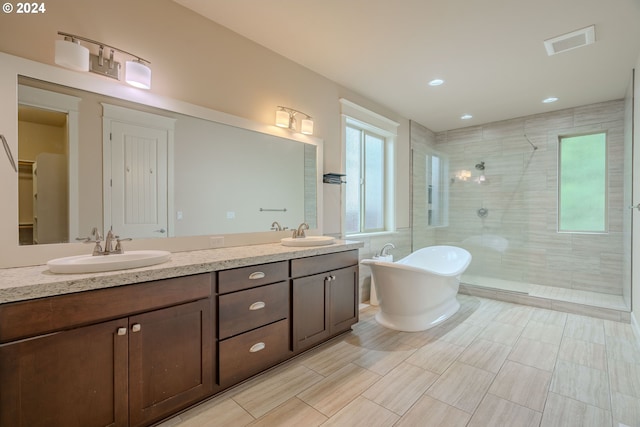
<box><xmin>410</xmin><ymin>95</ymin><xmax>633</xmax><ymax>315</ymax></box>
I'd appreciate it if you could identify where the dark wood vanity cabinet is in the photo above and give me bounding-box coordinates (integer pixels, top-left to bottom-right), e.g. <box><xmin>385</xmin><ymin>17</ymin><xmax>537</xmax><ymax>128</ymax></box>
<box><xmin>217</xmin><ymin>261</ymin><xmax>291</xmax><ymax>387</ymax></box>
<box><xmin>0</xmin><ymin>273</ymin><xmax>214</xmax><ymax>427</ymax></box>
<box><xmin>291</xmin><ymin>250</ymin><xmax>359</xmax><ymax>352</ymax></box>
<box><xmin>0</xmin><ymin>248</ymin><xmax>360</xmax><ymax>426</ymax></box>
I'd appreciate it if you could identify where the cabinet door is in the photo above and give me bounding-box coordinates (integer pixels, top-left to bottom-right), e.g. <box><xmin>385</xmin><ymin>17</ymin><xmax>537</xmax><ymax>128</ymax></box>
<box><xmin>129</xmin><ymin>299</ymin><xmax>213</xmax><ymax>427</ymax></box>
<box><xmin>0</xmin><ymin>319</ymin><xmax>128</xmax><ymax>427</ymax></box>
<box><xmin>330</xmin><ymin>266</ymin><xmax>359</xmax><ymax>334</ymax></box>
<box><xmin>292</xmin><ymin>274</ymin><xmax>330</xmax><ymax>351</ymax></box>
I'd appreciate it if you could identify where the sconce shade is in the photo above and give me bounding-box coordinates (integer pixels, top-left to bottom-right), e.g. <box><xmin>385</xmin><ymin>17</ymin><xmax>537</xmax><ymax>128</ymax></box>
<box><xmin>55</xmin><ymin>39</ymin><xmax>90</xmax><ymax>72</ymax></box>
<box><xmin>125</xmin><ymin>60</ymin><xmax>152</xmax><ymax>89</ymax></box>
<box><xmin>275</xmin><ymin>110</ymin><xmax>290</xmax><ymax>128</ymax></box>
<box><xmin>301</xmin><ymin>118</ymin><xmax>314</xmax><ymax>135</ymax></box>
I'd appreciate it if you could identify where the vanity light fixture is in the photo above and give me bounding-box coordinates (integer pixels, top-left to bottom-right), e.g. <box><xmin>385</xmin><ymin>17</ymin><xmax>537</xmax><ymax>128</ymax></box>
<box><xmin>55</xmin><ymin>31</ymin><xmax>152</xmax><ymax>89</ymax></box>
<box><xmin>275</xmin><ymin>106</ymin><xmax>314</xmax><ymax>135</ymax></box>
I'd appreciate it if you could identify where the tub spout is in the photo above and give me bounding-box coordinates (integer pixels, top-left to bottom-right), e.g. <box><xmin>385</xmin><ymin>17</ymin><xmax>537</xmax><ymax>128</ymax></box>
<box><xmin>377</xmin><ymin>243</ymin><xmax>395</xmax><ymax>257</ymax></box>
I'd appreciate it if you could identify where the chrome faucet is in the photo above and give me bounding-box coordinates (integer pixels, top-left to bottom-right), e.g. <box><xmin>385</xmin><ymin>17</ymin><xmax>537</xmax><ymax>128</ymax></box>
<box><xmin>376</xmin><ymin>243</ymin><xmax>395</xmax><ymax>257</ymax></box>
<box><xmin>292</xmin><ymin>222</ymin><xmax>309</xmax><ymax>238</ymax></box>
<box><xmin>104</xmin><ymin>230</ymin><xmax>116</xmax><ymax>254</ymax></box>
<box><xmin>271</xmin><ymin>221</ymin><xmax>288</xmax><ymax>231</ymax></box>
<box><xmin>77</xmin><ymin>227</ymin><xmax>131</xmax><ymax>255</ymax></box>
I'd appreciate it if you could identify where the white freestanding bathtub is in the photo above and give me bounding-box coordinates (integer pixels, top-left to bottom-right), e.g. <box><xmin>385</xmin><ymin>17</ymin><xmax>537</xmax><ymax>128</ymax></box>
<box><xmin>361</xmin><ymin>245</ymin><xmax>472</xmax><ymax>332</ymax></box>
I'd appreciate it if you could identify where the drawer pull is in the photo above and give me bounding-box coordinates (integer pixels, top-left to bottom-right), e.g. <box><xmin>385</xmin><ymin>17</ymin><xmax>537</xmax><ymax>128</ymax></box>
<box><xmin>249</xmin><ymin>342</ymin><xmax>266</xmax><ymax>353</ymax></box>
<box><xmin>249</xmin><ymin>301</ymin><xmax>266</xmax><ymax>311</ymax></box>
<box><xmin>131</xmin><ymin>323</ymin><xmax>141</xmax><ymax>333</ymax></box>
<box><xmin>249</xmin><ymin>272</ymin><xmax>266</xmax><ymax>280</ymax></box>
<box><xmin>117</xmin><ymin>327</ymin><xmax>127</xmax><ymax>336</ymax></box>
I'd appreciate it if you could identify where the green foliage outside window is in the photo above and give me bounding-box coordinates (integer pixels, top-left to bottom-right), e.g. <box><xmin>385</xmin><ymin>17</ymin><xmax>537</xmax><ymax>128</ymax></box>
<box><xmin>559</xmin><ymin>133</ymin><xmax>607</xmax><ymax>232</ymax></box>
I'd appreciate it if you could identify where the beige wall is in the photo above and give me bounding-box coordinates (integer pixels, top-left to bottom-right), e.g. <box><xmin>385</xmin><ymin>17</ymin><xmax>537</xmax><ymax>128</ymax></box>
<box><xmin>0</xmin><ymin>0</ymin><xmax>410</xmax><ymax>236</ymax></box>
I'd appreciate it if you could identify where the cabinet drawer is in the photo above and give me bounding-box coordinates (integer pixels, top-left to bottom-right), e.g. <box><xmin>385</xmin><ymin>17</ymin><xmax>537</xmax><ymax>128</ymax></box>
<box><xmin>0</xmin><ymin>273</ymin><xmax>213</xmax><ymax>343</ymax></box>
<box><xmin>218</xmin><ymin>261</ymin><xmax>288</xmax><ymax>294</ymax></box>
<box><xmin>219</xmin><ymin>281</ymin><xmax>289</xmax><ymax>339</ymax></box>
<box><xmin>291</xmin><ymin>250</ymin><xmax>358</xmax><ymax>278</ymax></box>
<box><xmin>219</xmin><ymin>319</ymin><xmax>290</xmax><ymax>386</ymax></box>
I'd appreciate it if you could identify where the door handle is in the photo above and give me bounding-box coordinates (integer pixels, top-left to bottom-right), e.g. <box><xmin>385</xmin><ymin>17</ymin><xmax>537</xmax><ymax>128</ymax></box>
<box><xmin>154</xmin><ymin>228</ymin><xmax>166</xmax><ymax>233</ymax></box>
<box><xmin>630</xmin><ymin>203</ymin><xmax>640</xmax><ymax>211</ymax></box>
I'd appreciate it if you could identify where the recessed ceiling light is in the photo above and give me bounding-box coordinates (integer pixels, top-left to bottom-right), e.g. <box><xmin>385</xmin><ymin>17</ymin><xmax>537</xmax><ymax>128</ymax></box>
<box><xmin>543</xmin><ymin>97</ymin><xmax>559</xmax><ymax>103</ymax></box>
<box><xmin>428</xmin><ymin>79</ymin><xmax>444</xmax><ymax>86</ymax></box>
<box><xmin>461</xmin><ymin>114</ymin><xmax>473</xmax><ymax>120</ymax></box>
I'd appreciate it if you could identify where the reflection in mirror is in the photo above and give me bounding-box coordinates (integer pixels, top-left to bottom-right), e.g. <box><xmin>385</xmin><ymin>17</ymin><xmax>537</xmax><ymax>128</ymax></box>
<box><xmin>17</xmin><ymin>76</ymin><xmax>317</xmax><ymax>245</ymax></box>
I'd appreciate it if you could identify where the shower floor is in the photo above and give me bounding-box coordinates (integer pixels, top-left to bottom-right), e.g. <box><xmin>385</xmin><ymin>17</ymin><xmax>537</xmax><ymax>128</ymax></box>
<box><xmin>460</xmin><ymin>274</ymin><xmax>629</xmax><ymax>322</ymax></box>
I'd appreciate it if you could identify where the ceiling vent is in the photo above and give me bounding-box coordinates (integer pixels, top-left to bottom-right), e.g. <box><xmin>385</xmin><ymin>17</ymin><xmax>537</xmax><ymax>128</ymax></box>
<box><xmin>544</xmin><ymin>25</ymin><xmax>596</xmax><ymax>56</ymax></box>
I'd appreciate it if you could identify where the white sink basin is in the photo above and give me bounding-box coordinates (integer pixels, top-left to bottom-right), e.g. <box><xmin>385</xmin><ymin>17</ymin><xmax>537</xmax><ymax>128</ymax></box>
<box><xmin>47</xmin><ymin>250</ymin><xmax>171</xmax><ymax>274</ymax></box>
<box><xmin>281</xmin><ymin>236</ymin><xmax>336</xmax><ymax>247</ymax></box>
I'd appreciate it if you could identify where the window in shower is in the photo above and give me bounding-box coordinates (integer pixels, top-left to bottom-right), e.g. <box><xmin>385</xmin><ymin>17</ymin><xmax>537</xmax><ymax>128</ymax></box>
<box><xmin>341</xmin><ymin>99</ymin><xmax>398</xmax><ymax>235</ymax></box>
<box><xmin>558</xmin><ymin>132</ymin><xmax>607</xmax><ymax>232</ymax></box>
<box><xmin>426</xmin><ymin>150</ymin><xmax>449</xmax><ymax>227</ymax></box>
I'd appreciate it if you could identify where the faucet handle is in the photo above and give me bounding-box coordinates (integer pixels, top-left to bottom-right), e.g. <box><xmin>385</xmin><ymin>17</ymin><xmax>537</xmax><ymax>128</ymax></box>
<box><xmin>114</xmin><ymin>236</ymin><xmax>132</xmax><ymax>254</ymax></box>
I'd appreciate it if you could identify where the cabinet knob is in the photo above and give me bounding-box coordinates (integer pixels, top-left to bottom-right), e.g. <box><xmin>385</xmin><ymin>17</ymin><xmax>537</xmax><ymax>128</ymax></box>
<box><xmin>249</xmin><ymin>301</ymin><xmax>266</xmax><ymax>311</ymax></box>
<box><xmin>131</xmin><ymin>323</ymin><xmax>141</xmax><ymax>333</ymax></box>
<box><xmin>249</xmin><ymin>342</ymin><xmax>266</xmax><ymax>353</ymax></box>
<box><xmin>117</xmin><ymin>327</ymin><xmax>127</xmax><ymax>336</ymax></box>
<box><xmin>249</xmin><ymin>272</ymin><xmax>265</xmax><ymax>280</ymax></box>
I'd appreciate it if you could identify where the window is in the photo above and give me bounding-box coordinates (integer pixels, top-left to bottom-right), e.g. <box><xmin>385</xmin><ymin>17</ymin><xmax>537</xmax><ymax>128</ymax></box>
<box><xmin>341</xmin><ymin>99</ymin><xmax>398</xmax><ymax>235</ymax></box>
<box><xmin>345</xmin><ymin>126</ymin><xmax>385</xmax><ymax>233</ymax></box>
<box><xmin>558</xmin><ymin>132</ymin><xmax>607</xmax><ymax>232</ymax></box>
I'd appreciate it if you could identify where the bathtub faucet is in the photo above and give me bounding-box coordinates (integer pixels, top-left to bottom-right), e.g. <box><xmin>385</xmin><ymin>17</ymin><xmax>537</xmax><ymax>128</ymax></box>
<box><xmin>377</xmin><ymin>243</ymin><xmax>395</xmax><ymax>257</ymax></box>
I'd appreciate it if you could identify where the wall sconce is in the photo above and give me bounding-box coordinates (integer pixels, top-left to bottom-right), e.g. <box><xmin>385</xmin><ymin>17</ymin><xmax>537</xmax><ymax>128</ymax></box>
<box><xmin>55</xmin><ymin>31</ymin><xmax>152</xmax><ymax>89</ymax></box>
<box><xmin>275</xmin><ymin>106</ymin><xmax>314</xmax><ymax>135</ymax></box>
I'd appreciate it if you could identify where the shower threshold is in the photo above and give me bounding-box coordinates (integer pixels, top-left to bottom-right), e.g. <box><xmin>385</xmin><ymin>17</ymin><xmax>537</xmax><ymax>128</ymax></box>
<box><xmin>460</xmin><ymin>274</ymin><xmax>629</xmax><ymax>322</ymax></box>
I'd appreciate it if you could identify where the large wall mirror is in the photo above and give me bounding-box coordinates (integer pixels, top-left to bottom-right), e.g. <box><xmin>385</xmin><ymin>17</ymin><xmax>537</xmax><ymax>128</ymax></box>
<box><xmin>0</xmin><ymin>52</ymin><xmax>322</xmax><ymax>267</ymax></box>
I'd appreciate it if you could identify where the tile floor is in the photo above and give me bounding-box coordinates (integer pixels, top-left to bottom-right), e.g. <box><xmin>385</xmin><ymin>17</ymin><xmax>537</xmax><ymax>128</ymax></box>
<box><xmin>159</xmin><ymin>295</ymin><xmax>640</xmax><ymax>427</ymax></box>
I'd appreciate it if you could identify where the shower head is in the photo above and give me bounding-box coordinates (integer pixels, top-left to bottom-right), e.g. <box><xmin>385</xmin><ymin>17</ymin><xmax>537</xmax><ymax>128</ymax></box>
<box><xmin>475</xmin><ymin>161</ymin><xmax>485</xmax><ymax>170</ymax></box>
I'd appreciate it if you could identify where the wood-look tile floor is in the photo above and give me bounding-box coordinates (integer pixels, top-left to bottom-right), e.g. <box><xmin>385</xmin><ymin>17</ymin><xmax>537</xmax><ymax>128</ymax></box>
<box><xmin>159</xmin><ymin>295</ymin><xmax>640</xmax><ymax>427</ymax></box>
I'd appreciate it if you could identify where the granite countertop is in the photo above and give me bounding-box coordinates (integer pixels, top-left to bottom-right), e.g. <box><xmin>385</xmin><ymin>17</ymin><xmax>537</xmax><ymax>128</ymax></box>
<box><xmin>0</xmin><ymin>240</ymin><xmax>364</xmax><ymax>304</ymax></box>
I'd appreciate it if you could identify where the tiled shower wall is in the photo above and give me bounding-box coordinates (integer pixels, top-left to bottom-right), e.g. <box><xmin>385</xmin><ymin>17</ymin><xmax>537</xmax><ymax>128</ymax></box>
<box><xmin>414</xmin><ymin>100</ymin><xmax>626</xmax><ymax>296</ymax></box>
